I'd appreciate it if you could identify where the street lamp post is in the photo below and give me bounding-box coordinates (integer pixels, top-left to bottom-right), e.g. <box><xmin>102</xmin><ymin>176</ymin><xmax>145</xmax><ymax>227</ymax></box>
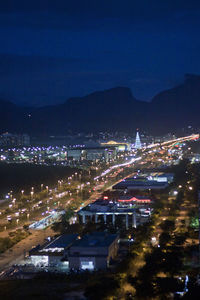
<box><xmin>58</xmin><ymin>180</ymin><xmax>60</xmax><ymax>189</ymax></box>
<box><xmin>12</xmin><ymin>198</ymin><xmax>16</xmax><ymax>207</ymax></box>
<box><xmin>30</xmin><ymin>191</ymin><xmax>34</xmax><ymax>200</ymax></box>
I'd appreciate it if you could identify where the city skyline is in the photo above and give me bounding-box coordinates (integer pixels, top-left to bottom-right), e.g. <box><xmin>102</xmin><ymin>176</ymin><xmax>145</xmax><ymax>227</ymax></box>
<box><xmin>0</xmin><ymin>2</ymin><xmax>200</xmax><ymax>298</ymax></box>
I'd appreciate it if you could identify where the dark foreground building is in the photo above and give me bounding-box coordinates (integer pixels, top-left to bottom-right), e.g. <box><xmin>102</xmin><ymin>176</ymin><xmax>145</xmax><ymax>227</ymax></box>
<box><xmin>29</xmin><ymin>232</ymin><xmax>119</xmax><ymax>271</ymax></box>
<box><xmin>67</xmin><ymin>232</ymin><xmax>119</xmax><ymax>270</ymax></box>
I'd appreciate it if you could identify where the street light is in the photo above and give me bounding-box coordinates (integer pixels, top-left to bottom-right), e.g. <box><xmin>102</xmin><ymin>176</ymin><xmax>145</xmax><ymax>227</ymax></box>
<box><xmin>12</xmin><ymin>198</ymin><xmax>16</xmax><ymax>207</ymax></box>
<box><xmin>58</xmin><ymin>180</ymin><xmax>61</xmax><ymax>188</ymax></box>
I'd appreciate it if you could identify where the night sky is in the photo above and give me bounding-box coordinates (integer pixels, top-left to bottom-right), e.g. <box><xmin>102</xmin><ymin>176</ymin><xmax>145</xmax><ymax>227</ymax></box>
<box><xmin>1</xmin><ymin>0</ymin><xmax>200</xmax><ymax>106</ymax></box>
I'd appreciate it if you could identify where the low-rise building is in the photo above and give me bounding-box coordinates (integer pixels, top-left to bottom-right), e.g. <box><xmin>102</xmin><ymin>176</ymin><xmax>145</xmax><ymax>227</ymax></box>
<box><xmin>147</xmin><ymin>172</ymin><xmax>174</xmax><ymax>183</ymax></box>
<box><xmin>29</xmin><ymin>232</ymin><xmax>119</xmax><ymax>271</ymax></box>
<box><xmin>113</xmin><ymin>176</ymin><xmax>169</xmax><ymax>190</ymax></box>
<box><xmin>78</xmin><ymin>199</ymin><xmax>137</xmax><ymax>229</ymax></box>
<box><xmin>29</xmin><ymin>234</ymin><xmax>78</xmax><ymax>268</ymax></box>
<box><xmin>0</xmin><ymin>132</ymin><xmax>30</xmax><ymax>147</ymax></box>
<box><xmin>67</xmin><ymin>149</ymin><xmax>86</xmax><ymax>161</ymax></box>
<box><xmin>67</xmin><ymin>146</ymin><xmax>117</xmax><ymax>162</ymax></box>
<box><xmin>101</xmin><ymin>140</ymin><xmax>131</xmax><ymax>152</ymax></box>
<box><xmin>67</xmin><ymin>232</ymin><xmax>119</xmax><ymax>270</ymax></box>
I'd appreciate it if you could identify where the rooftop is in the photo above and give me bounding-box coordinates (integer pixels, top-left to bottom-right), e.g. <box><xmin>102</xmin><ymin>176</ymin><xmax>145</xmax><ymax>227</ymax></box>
<box><xmin>71</xmin><ymin>232</ymin><xmax>118</xmax><ymax>248</ymax></box>
<box><xmin>113</xmin><ymin>179</ymin><xmax>168</xmax><ymax>189</ymax></box>
<box><xmin>43</xmin><ymin>234</ymin><xmax>78</xmax><ymax>250</ymax></box>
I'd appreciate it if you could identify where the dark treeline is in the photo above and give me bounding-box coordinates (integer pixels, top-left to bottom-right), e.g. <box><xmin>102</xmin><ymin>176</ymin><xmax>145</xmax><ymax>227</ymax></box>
<box><xmin>0</xmin><ymin>163</ymin><xmax>79</xmax><ymax>196</ymax></box>
<box><xmin>187</xmin><ymin>140</ymin><xmax>200</xmax><ymax>153</ymax></box>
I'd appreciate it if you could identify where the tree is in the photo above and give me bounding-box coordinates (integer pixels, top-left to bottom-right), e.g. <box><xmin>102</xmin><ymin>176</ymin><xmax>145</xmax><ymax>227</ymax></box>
<box><xmin>155</xmin><ymin>277</ymin><xmax>184</xmax><ymax>298</ymax></box>
<box><xmin>84</xmin><ymin>275</ymin><xmax>121</xmax><ymax>300</ymax></box>
<box><xmin>160</xmin><ymin>220</ymin><xmax>175</xmax><ymax>233</ymax></box>
<box><xmin>161</xmin><ymin>249</ymin><xmax>184</xmax><ymax>276</ymax></box>
<box><xmin>173</xmin><ymin>234</ymin><xmax>187</xmax><ymax>246</ymax></box>
<box><xmin>159</xmin><ymin>232</ymin><xmax>171</xmax><ymax>247</ymax></box>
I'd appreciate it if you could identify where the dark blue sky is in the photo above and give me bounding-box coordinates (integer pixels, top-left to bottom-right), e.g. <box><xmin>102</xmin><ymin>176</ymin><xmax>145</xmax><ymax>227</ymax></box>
<box><xmin>1</xmin><ymin>0</ymin><xmax>200</xmax><ymax>106</ymax></box>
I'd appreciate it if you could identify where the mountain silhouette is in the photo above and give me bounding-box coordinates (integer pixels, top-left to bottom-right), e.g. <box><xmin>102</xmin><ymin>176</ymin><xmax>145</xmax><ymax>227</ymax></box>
<box><xmin>0</xmin><ymin>74</ymin><xmax>200</xmax><ymax>136</ymax></box>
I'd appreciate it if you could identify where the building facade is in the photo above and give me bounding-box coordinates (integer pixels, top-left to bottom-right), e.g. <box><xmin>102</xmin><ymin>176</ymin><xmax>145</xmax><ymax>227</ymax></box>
<box><xmin>67</xmin><ymin>232</ymin><xmax>119</xmax><ymax>270</ymax></box>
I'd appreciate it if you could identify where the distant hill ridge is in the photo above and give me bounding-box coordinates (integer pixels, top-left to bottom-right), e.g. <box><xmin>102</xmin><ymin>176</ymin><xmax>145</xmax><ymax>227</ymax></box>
<box><xmin>0</xmin><ymin>74</ymin><xmax>200</xmax><ymax>135</ymax></box>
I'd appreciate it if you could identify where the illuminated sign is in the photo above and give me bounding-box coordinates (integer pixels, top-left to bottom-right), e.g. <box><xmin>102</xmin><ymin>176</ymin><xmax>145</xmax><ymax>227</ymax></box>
<box><xmin>118</xmin><ymin>197</ymin><xmax>151</xmax><ymax>203</ymax></box>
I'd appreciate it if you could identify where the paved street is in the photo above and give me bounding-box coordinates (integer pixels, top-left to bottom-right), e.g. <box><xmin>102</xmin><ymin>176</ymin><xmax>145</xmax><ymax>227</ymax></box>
<box><xmin>0</xmin><ymin>227</ymin><xmax>54</xmax><ymax>273</ymax></box>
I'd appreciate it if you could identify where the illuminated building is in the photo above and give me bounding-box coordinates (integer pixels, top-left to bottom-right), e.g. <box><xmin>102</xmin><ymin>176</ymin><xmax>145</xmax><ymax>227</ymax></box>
<box><xmin>67</xmin><ymin>146</ymin><xmax>117</xmax><ymax>162</ymax></box>
<box><xmin>29</xmin><ymin>234</ymin><xmax>78</xmax><ymax>268</ymax></box>
<box><xmin>147</xmin><ymin>172</ymin><xmax>174</xmax><ymax>183</ymax></box>
<box><xmin>101</xmin><ymin>140</ymin><xmax>131</xmax><ymax>151</ymax></box>
<box><xmin>78</xmin><ymin>199</ymin><xmax>137</xmax><ymax>229</ymax></box>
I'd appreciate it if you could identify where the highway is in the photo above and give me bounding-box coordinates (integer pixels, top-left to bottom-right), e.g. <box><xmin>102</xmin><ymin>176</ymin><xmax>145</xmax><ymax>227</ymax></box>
<box><xmin>94</xmin><ymin>156</ymin><xmax>141</xmax><ymax>180</ymax></box>
<box><xmin>94</xmin><ymin>134</ymin><xmax>199</xmax><ymax>182</ymax></box>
